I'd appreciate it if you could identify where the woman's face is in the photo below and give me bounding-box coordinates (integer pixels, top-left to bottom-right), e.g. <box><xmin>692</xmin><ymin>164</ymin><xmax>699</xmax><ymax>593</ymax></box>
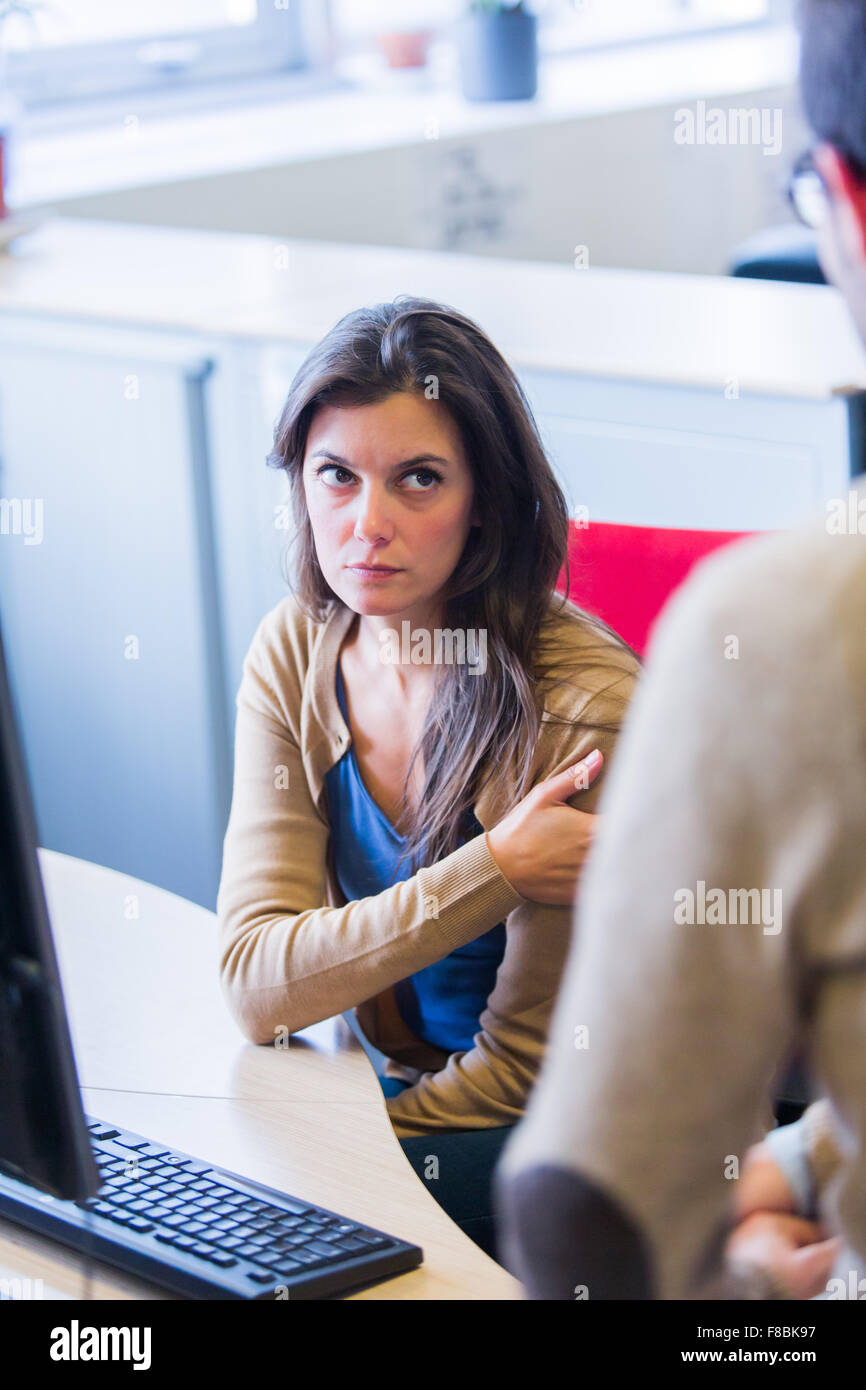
<box><xmin>302</xmin><ymin>391</ymin><xmax>480</xmax><ymax>623</ymax></box>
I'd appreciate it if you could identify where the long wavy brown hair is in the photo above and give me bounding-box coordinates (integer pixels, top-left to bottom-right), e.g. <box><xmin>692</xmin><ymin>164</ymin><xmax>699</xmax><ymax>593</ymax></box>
<box><xmin>266</xmin><ymin>296</ymin><xmax>637</xmax><ymax>880</ymax></box>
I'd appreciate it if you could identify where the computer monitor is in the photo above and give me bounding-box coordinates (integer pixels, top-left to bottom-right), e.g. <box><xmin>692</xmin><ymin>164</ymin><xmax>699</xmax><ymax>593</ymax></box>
<box><xmin>0</xmin><ymin>614</ymin><xmax>100</xmax><ymax>1203</ymax></box>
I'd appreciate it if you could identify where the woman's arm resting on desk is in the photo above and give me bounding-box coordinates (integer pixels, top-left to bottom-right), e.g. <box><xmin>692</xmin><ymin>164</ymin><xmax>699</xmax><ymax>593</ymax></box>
<box><xmin>216</xmin><ymin>658</ymin><xmax>525</xmax><ymax>1045</ymax></box>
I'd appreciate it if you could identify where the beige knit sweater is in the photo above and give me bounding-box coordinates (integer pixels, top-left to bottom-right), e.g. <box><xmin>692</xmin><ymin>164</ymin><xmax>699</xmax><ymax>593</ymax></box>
<box><xmin>495</xmin><ymin>500</ymin><xmax>866</xmax><ymax>1298</ymax></box>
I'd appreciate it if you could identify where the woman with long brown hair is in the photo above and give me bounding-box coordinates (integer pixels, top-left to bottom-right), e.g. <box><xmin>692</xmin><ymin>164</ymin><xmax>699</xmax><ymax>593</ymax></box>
<box><xmin>216</xmin><ymin>296</ymin><xmax>641</xmax><ymax>1261</ymax></box>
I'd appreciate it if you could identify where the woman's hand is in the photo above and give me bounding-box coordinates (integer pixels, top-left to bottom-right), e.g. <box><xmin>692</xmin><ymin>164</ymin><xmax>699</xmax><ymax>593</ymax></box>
<box><xmin>485</xmin><ymin>749</ymin><xmax>604</xmax><ymax>906</ymax></box>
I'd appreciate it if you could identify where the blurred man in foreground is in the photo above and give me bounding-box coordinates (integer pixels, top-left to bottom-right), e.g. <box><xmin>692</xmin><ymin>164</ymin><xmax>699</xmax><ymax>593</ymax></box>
<box><xmin>494</xmin><ymin>0</ymin><xmax>866</xmax><ymax>1299</ymax></box>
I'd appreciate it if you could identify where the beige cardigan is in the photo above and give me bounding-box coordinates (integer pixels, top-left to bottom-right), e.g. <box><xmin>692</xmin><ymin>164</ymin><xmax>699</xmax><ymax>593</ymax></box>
<box><xmin>216</xmin><ymin>589</ymin><xmax>640</xmax><ymax>1138</ymax></box>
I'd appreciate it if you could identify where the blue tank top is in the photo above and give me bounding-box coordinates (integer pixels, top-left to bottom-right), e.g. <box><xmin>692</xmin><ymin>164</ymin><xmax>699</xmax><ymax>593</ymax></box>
<box><xmin>325</xmin><ymin>660</ymin><xmax>506</xmax><ymax>1054</ymax></box>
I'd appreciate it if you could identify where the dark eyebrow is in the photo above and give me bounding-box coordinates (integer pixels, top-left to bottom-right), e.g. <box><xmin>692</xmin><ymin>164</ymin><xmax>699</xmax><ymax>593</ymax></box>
<box><xmin>311</xmin><ymin>450</ymin><xmax>452</xmax><ymax>470</ymax></box>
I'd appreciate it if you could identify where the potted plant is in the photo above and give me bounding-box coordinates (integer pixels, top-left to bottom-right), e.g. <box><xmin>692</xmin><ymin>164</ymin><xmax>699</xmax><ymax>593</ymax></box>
<box><xmin>371</xmin><ymin>0</ymin><xmax>436</xmax><ymax>72</ymax></box>
<box><xmin>456</xmin><ymin>0</ymin><xmax>538</xmax><ymax>102</ymax></box>
<box><xmin>376</xmin><ymin>30</ymin><xmax>433</xmax><ymax>70</ymax></box>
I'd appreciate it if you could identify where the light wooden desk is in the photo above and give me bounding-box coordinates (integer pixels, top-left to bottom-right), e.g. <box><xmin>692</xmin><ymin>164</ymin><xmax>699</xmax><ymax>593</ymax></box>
<box><xmin>0</xmin><ymin>851</ymin><xmax>520</xmax><ymax>1301</ymax></box>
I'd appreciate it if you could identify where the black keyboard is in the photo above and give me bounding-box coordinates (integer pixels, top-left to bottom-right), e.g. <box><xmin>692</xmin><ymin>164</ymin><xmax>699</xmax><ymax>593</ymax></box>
<box><xmin>0</xmin><ymin>1115</ymin><xmax>423</xmax><ymax>1299</ymax></box>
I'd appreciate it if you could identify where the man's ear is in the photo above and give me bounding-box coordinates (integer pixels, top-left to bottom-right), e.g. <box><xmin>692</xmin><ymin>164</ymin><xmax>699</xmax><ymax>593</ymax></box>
<box><xmin>813</xmin><ymin>142</ymin><xmax>866</xmax><ymax>260</ymax></box>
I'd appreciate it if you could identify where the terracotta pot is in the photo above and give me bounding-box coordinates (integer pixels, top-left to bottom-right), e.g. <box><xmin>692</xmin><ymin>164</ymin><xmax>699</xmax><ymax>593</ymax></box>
<box><xmin>376</xmin><ymin>30</ymin><xmax>432</xmax><ymax>69</ymax></box>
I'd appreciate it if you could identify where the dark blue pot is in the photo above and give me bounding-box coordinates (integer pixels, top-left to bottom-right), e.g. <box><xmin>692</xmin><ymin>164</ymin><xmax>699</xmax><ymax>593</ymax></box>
<box><xmin>457</xmin><ymin>8</ymin><xmax>538</xmax><ymax>102</ymax></box>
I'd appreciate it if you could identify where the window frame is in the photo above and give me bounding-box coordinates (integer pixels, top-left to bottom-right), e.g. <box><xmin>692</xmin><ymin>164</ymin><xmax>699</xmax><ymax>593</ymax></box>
<box><xmin>537</xmin><ymin>0</ymin><xmax>777</xmax><ymax>59</ymax></box>
<box><xmin>5</xmin><ymin>1</ymin><xmax>311</xmax><ymax>109</ymax></box>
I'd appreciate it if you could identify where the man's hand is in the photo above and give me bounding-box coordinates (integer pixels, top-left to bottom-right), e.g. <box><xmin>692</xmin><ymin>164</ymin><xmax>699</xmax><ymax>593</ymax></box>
<box><xmin>726</xmin><ymin>1211</ymin><xmax>843</xmax><ymax>1299</ymax></box>
<box><xmin>726</xmin><ymin>1138</ymin><xmax>843</xmax><ymax>1297</ymax></box>
<box><xmin>732</xmin><ymin>1139</ymin><xmax>799</xmax><ymax>1221</ymax></box>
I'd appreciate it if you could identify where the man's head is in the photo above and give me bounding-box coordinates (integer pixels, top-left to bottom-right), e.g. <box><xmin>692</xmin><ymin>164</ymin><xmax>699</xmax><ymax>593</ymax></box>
<box><xmin>799</xmin><ymin>0</ymin><xmax>866</xmax><ymax>340</ymax></box>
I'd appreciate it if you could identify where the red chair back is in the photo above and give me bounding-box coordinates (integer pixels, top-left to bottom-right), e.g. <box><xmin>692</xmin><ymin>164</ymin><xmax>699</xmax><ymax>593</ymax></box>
<box><xmin>557</xmin><ymin>520</ymin><xmax>758</xmax><ymax>657</ymax></box>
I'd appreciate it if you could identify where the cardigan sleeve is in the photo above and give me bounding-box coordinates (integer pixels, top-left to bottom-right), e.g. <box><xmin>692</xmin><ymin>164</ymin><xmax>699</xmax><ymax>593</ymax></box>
<box><xmin>216</xmin><ymin>648</ymin><xmax>526</xmax><ymax>1046</ymax></box>
<box><xmin>384</xmin><ymin>692</ymin><xmax>637</xmax><ymax>1139</ymax></box>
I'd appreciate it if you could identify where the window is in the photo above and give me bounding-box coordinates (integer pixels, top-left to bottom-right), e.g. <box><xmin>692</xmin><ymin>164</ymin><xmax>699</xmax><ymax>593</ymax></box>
<box><xmin>3</xmin><ymin>0</ymin><xmax>785</xmax><ymax>113</ymax></box>
<box><xmin>539</xmin><ymin>0</ymin><xmax>773</xmax><ymax>56</ymax></box>
<box><xmin>328</xmin><ymin>0</ymin><xmax>774</xmax><ymax>55</ymax></box>
<box><xmin>4</xmin><ymin>0</ymin><xmax>310</xmax><ymax>109</ymax></box>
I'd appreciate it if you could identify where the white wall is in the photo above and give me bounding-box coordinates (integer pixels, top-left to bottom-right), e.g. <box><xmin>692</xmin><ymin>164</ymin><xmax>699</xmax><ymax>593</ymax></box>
<box><xmin>46</xmin><ymin>81</ymin><xmax>808</xmax><ymax>274</ymax></box>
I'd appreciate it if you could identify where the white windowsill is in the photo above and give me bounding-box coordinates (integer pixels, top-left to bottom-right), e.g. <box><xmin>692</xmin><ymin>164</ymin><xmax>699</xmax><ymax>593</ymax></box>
<box><xmin>8</xmin><ymin>24</ymin><xmax>799</xmax><ymax>210</ymax></box>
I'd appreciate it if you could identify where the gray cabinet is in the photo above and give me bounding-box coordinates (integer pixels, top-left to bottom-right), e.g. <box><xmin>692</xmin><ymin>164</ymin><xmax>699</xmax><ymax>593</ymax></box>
<box><xmin>520</xmin><ymin>370</ymin><xmax>857</xmax><ymax>531</ymax></box>
<box><xmin>0</xmin><ymin>317</ymin><xmax>230</xmax><ymax>908</ymax></box>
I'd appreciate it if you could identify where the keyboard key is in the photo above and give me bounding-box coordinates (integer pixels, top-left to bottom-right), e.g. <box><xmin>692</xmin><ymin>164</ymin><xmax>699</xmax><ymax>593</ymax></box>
<box><xmin>209</xmin><ymin>1254</ymin><xmax>238</xmax><ymax>1268</ymax></box>
<box><xmin>187</xmin><ymin>1243</ymin><xmax>217</xmax><ymax>1261</ymax></box>
<box><xmin>126</xmin><ymin>1217</ymin><xmax>155</xmax><ymax>1233</ymax></box>
<box><xmin>253</xmin><ymin>1251</ymin><xmax>291</xmax><ymax>1269</ymax></box>
<box><xmin>303</xmin><ymin>1239</ymin><xmax>340</xmax><ymax>1258</ymax></box>
<box><xmin>275</xmin><ymin>1199</ymin><xmax>314</xmax><ymax>1217</ymax></box>
<box><xmin>289</xmin><ymin>1248</ymin><xmax>329</xmax><ymax>1268</ymax></box>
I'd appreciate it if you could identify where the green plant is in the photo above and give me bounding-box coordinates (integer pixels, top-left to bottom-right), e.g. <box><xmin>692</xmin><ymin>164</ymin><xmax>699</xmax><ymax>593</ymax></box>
<box><xmin>0</xmin><ymin>0</ymin><xmax>44</xmax><ymax>23</ymax></box>
<box><xmin>469</xmin><ymin>1</ymin><xmax>526</xmax><ymax>13</ymax></box>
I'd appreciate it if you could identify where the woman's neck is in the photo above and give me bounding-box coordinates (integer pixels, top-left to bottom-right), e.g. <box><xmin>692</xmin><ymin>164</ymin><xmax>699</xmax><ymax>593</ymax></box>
<box><xmin>343</xmin><ymin>610</ymin><xmax>442</xmax><ymax>702</ymax></box>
